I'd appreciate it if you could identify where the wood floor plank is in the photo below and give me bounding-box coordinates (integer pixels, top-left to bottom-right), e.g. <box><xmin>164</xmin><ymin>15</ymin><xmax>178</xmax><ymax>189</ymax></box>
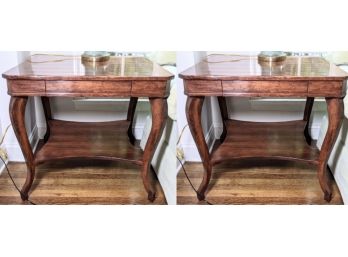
<box><xmin>0</xmin><ymin>160</ymin><xmax>166</xmax><ymax>205</ymax></box>
<box><xmin>177</xmin><ymin>160</ymin><xmax>343</xmax><ymax>205</ymax></box>
<box><xmin>35</xmin><ymin>120</ymin><xmax>144</xmax><ymax>165</ymax></box>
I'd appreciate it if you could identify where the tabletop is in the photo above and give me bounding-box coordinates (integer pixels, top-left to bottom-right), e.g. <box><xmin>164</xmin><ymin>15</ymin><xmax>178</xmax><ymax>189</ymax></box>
<box><xmin>2</xmin><ymin>55</ymin><xmax>174</xmax><ymax>81</ymax></box>
<box><xmin>179</xmin><ymin>54</ymin><xmax>348</xmax><ymax>81</ymax></box>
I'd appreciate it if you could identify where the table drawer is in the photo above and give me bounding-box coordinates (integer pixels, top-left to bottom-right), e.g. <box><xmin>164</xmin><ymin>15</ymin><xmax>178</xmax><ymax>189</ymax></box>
<box><xmin>46</xmin><ymin>81</ymin><xmax>131</xmax><ymax>96</ymax></box>
<box><xmin>131</xmin><ymin>81</ymin><xmax>170</xmax><ymax>97</ymax></box>
<box><xmin>7</xmin><ymin>80</ymin><xmax>45</xmax><ymax>96</ymax></box>
<box><xmin>308</xmin><ymin>81</ymin><xmax>346</xmax><ymax>97</ymax></box>
<box><xmin>184</xmin><ymin>80</ymin><xmax>222</xmax><ymax>96</ymax></box>
<box><xmin>223</xmin><ymin>81</ymin><xmax>308</xmax><ymax>96</ymax></box>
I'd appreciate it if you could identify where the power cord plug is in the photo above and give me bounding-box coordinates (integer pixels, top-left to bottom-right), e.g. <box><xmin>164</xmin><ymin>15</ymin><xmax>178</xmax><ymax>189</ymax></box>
<box><xmin>0</xmin><ymin>147</ymin><xmax>8</xmax><ymax>161</ymax></box>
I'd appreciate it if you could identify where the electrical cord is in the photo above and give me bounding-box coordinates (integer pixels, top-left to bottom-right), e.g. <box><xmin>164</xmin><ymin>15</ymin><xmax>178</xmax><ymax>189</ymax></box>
<box><xmin>1</xmin><ymin>124</ymin><xmax>36</xmax><ymax>204</ymax></box>
<box><xmin>0</xmin><ymin>124</ymin><xmax>11</xmax><ymax>146</ymax></box>
<box><xmin>203</xmin><ymin>53</ymin><xmax>256</xmax><ymax>63</ymax></box>
<box><xmin>177</xmin><ymin>156</ymin><xmax>213</xmax><ymax>205</ymax></box>
<box><xmin>0</xmin><ymin>155</ymin><xmax>36</xmax><ymax>205</ymax></box>
<box><xmin>26</xmin><ymin>54</ymin><xmax>79</xmax><ymax>64</ymax></box>
<box><xmin>176</xmin><ymin>124</ymin><xmax>214</xmax><ymax>204</ymax></box>
<box><xmin>176</xmin><ymin>124</ymin><xmax>188</xmax><ymax>145</ymax></box>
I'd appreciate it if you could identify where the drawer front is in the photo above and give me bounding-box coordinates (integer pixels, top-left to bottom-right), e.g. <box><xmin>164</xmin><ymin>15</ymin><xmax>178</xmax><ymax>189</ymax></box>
<box><xmin>7</xmin><ymin>80</ymin><xmax>45</xmax><ymax>96</ymax></box>
<box><xmin>223</xmin><ymin>81</ymin><xmax>308</xmax><ymax>96</ymax></box>
<box><xmin>184</xmin><ymin>80</ymin><xmax>222</xmax><ymax>96</ymax></box>
<box><xmin>131</xmin><ymin>81</ymin><xmax>170</xmax><ymax>97</ymax></box>
<box><xmin>46</xmin><ymin>81</ymin><xmax>131</xmax><ymax>96</ymax></box>
<box><xmin>308</xmin><ymin>81</ymin><xmax>346</xmax><ymax>97</ymax></box>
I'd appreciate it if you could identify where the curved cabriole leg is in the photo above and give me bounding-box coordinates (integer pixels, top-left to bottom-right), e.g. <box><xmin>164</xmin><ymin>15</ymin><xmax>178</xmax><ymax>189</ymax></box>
<box><xmin>218</xmin><ymin>96</ymin><xmax>228</xmax><ymax>143</ymax></box>
<box><xmin>303</xmin><ymin>97</ymin><xmax>314</xmax><ymax>145</ymax></box>
<box><xmin>186</xmin><ymin>96</ymin><xmax>212</xmax><ymax>201</ymax></box>
<box><xmin>9</xmin><ymin>97</ymin><xmax>35</xmax><ymax>201</ymax></box>
<box><xmin>127</xmin><ymin>97</ymin><xmax>138</xmax><ymax>145</ymax></box>
<box><xmin>142</xmin><ymin>98</ymin><xmax>167</xmax><ymax>202</ymax></box>
<box><xmin>318</xmin><ymin>98</ymin><xmax>343</xmax><ymax>202</ymax></box>
<box><xmin>41</xmin><ymin>97</ymin><xmax>52</xmax><ymax>143</ymax></box>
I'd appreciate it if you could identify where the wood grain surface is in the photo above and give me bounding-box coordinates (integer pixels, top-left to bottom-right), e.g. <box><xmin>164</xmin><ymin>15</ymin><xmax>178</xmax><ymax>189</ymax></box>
<box><xmin>222</xmin><ymin>80</ymin><xmax>309</xmax><ymax>97</ymax></box>
<box><xmin>34</xmin><ymin>120</ymin><xmax>144</xmax><ymax>165</ymax></box>
<box><xmin>0</xmin><ymin>161</ymin><xmax>166</xmax><ymax>205</ymax></box>
<box><xmin>45</xmin><ymin>81</ymin><xmax>131</xmax><ymax>97</ymax></box>
<box><xmin>179</xmin><ymin>55</ymin><xmax>348</xmax><ymax>81</ymax></box>
<box><xmin>3</xmin><ymin>56</ymin><xmax>174</xmax><ymax>97</ymax></box>
<box><xmin>184</xmin><ymin>80</ymin><xmax>222</xmax><ymax>96</ymax></box>
<box><xmin>210</xmin><ymin>120</ymin><xmax>320</xmax><ymax>165</ymax></box>
<box><xmin>2</xmin><ymin>55</ymin><xmax>174</xmax><ymax>81</ymax></box>
<box><xmin>177</xmin><ymin>161</ymin><xmax>343</xmax><ymax>205</ymax></box>
<box><xmin>7</xmin><ymin>80</ymin><xmax>45</xmax><ymax>95</ymax></box>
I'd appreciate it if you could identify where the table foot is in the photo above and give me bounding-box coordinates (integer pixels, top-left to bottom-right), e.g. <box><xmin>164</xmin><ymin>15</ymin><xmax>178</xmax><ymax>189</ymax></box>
<box><xmin>197</xmin><ymin>191</ymin><xmax>205</xmax><ymax>201</ymax></box>
<box><xmin>324</xmin><ymin>192</ymin><xmax>332</xmax><ymax>202</ymax></box>
<box><xmin>20</xmin><ymin>166</ymin><xmax>35</xmax><ymax>201</ymax></box>
<box><xmin>20</xmin><ymin>193</ymin><xmax>28</xmax><ymax>201</ymax></box>
<box><xmin>148</xmin><ymin>191</ymin><xmax>156</xmax><ymax>202</ymax></box>
<box><xmin>318</xmin><ymin>164</ymin><xmax>333</xmax><ymax>202</ymax></box>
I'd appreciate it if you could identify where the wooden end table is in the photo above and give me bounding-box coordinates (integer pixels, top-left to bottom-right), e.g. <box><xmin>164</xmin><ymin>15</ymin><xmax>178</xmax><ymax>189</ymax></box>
<box><xmin>2</xmin><ymin>55</ymin><xmax>174</xmax><ymax>202</ymax></box>
<box><xmin>179</xmin><ymin>55</ymin><xmax>347</xmax><ymax>202</ymax></box>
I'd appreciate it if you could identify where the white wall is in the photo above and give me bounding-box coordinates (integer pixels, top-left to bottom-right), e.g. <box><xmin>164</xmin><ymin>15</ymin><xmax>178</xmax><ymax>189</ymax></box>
<box><xmin>176</xmin><ymin>51</ymin><xmax>215</xmax><ymax>162</ymax></box>
<box><xmin>0</xmin><ymin>52</ymin><xmax>19</xmax><ymax>137</ymax></box>
<box><xmin>0</xmin><ymin>51</ymin><xmax>38</xmax><ymax>165</ymax></box>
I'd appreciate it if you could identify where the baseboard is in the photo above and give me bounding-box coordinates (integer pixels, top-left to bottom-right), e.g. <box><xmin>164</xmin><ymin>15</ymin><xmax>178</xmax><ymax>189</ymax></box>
<box><xmin>181</xmin><ymin>124</ymin><xmax>215</xmax><ymax>162</ymax></box>
<box><xmin>249</xmin><ymin>98</ymin><xmax>327</xmax><ymax>112</ymax></box>
<box><xmin>38</xmin><ymin>123</ymin><xmax>145</xmax><ymax>140</ymax></box>
<box><xmin>332</xmin><ymin>141</ymin><xmax>348</xmax><ymax>204</ymax></box>
<box><xmin>309</xmin><ymin>125</ymin><xmax>321</xmax><ymax>140</ymax></box>
<box><xmin>4</xmin><ymin>125</ymin><xmax>40</xmax><ymax>162</ymax></box>
<box><xmin>73</xmin><ymin>98</ymin><xmax>150</xmax><ymax>112</ymax></box>
<box><xmin>214</xmin><ymin>122</ymin><xmax>321</xmax><ymax>140</ymax></box>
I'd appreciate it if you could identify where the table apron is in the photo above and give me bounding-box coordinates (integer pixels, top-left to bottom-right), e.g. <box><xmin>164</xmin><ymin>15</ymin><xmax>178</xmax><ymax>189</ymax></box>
<box><xmin>7</xmin><ymin>79</ymin><xmax>170</xmax><ymax>97</ymax></box>
<box><xmin>184</xmin><ymin>79</ymin><xmax>346</xmax><ymax>98</ymax></box>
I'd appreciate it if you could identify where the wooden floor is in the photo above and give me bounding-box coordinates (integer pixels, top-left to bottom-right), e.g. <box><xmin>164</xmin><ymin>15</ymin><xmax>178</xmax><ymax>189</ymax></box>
<box><xmin>177</xmin><ymin>160</ymin><xmax>343</xmax><ymax>205</ymax></box>
<box><xmin>0</xmin><ymin>160</ymin><xmax>166</xmax><ymax>205</ymax></box>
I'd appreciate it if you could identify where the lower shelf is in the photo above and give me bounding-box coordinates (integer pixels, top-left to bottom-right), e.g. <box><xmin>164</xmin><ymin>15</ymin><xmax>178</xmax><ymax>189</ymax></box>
<box><xmin>35</xmin><ymin>120</ymin><xmax>143</xmax><ymax>165</ymax></box>
<box><xmin>210</xmin><ymin>120</ymin><xmax>320</xmax><ymax>165</ymax></box>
